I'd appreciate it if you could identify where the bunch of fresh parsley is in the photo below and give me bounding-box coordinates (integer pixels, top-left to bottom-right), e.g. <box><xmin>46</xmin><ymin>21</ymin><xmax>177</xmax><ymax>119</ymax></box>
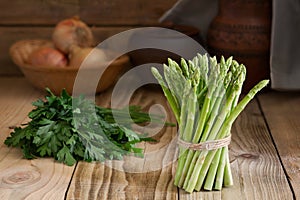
<box><xmin>4</xmin><ymin>89</ymin><xmax>162</xmax><ymax>166</ymax></box>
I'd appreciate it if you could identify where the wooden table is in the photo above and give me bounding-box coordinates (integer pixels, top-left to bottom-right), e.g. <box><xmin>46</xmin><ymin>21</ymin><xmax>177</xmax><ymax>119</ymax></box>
<box><xmin>0</xmin><ymin>77</ymin><xmax>299</xmax><ymax>200</ymax></box>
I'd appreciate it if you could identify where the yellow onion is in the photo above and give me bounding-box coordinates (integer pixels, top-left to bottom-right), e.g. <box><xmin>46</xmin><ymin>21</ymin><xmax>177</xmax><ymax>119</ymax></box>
<box><xmin>52</xmin><ymin>16</ymin><xmax>94</xmax><ymax>54</ymax></box>
<box><xmin>68</xmin><ymin>45</ymin><xmax>109</xmax><ymax>68</ymax></box>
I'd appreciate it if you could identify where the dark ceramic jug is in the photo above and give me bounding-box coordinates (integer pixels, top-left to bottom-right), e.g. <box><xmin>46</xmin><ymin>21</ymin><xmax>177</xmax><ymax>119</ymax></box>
<box><xmin>207</xmin><ymin>0</ymin><xmax>272</xmax><ymax>92</ymax></box>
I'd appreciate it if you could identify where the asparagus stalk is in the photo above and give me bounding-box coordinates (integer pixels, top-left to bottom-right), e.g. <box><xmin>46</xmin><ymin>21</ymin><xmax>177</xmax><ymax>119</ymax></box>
<box><xmin>204</xmin><ymin>147</ymin><xmax>222</xmax><ymax>190</ymax></box>
<box><xmin>181</xmin><ymin>58</ymin><xmax>190</xmax><ymax>78</ymax></box>
<box><xmin>198</xmin><ymin>54</ymin><xmax>209</xmax><ymax>82</ymax></box>
<box><xmin>174</xmin><ymin>92</ymin><xmax>191</xmax><ymax>186</ymax></box>
<box><xmin>164</xmin><ymin>65</ymin><xmax>184</xmax><ymax>106</ymax></box>
<box><xmin>224</xmin><ymin>151</ymin><xmax>233</xmax><ymax>187</ymax></box>
<box><xmin>151</xmin><ymin>67</ymin><xmax>180</xmax><ymax>122</ymax></box>
<box><xmin>214</xmin><ymin>146</ymin><xmax>228</xmax><ymax>190</ymax></box>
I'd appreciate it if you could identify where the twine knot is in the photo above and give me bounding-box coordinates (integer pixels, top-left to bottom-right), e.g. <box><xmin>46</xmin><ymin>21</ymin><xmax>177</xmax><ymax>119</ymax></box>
<box><xmin>177</xmin><ymin>135</ymin><xmax>231</xmax><ymax>151</ymax></box>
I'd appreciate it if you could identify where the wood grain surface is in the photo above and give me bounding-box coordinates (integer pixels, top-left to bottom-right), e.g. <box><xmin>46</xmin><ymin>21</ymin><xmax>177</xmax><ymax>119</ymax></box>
<box><xmin>258</xmin><ymin>92</ymin><xmax>300</xmax><ymax>199</ymax></box>
<box><xmin>0</xmin><ymin>78</ymin><xmax>76</xmax><ymax>200</ymax></box>
<box><xmin>0</xmin><ymin>0</ymin><xmax>176</xmax><ymax>26</ymax></box>
<box><xmin>0</xmin><ymin>77</ymin><xmax>298</xmax><ymax>199</ymax></box>
<box><xmin>227</xmin><ymin>98</ymin><xmax>293</xmax><ymax>200</ymax></box>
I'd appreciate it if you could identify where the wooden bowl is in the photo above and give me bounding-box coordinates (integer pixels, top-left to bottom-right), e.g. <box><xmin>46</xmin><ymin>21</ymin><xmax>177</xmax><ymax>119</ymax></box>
<box><xmin>9</xmin><ymin>39</ymin><xmax>131</xmax><ymax>95</ymax></box>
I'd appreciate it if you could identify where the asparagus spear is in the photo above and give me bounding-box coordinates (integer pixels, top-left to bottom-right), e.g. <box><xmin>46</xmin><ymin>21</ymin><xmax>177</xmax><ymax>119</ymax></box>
<box><xmin>151</xmin><ymin>67</ymin><xmax>180</xmax><ymax>122</ymax></box>
<box><xmin>204</xmin><ymin>147</ymin><xmax>222</xmax><ymax>190</ymax></box>
<box><xmin>214</xmin><ymin>146</ymin><xmax>228</xmax><ymax>190</ymax></box>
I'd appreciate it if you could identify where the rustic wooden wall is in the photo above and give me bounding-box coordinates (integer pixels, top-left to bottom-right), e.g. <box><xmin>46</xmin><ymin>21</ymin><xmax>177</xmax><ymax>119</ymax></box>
<box><xmin>0</xmin><ymin>0</ymin><xmax>177</xmax><ymax>76</ymax></box>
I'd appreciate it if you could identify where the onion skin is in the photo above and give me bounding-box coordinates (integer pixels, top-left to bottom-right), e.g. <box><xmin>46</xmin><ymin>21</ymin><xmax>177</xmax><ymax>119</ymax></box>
<box><xmin>68</xmin><ymin>45</ymin><xmax>108</xmax><ymax>68</ymax></box>
<box><xmin>52</xmin><ymin>16</ymin><xmax>94</xmax><ymax>54</ymax></box>
<box><xmin>28</xmin><ymin>47</ymin><xmax>67</xmax><ymax>68</ymax></box>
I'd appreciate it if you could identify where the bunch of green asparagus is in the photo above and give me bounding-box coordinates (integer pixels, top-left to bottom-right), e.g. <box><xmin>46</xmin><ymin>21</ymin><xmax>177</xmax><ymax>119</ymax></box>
<box><xmin>151</xmin><ymin>54</ymin><xmax>269</xmax><ymax>192</ymax></box>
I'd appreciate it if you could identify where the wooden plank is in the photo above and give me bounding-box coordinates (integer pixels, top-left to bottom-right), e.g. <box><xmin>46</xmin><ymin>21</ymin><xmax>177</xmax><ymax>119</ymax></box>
<box><xmin>0</xmin><ymin>0</ymin><xmax>176</xmax><ymax>25</ymax></box>
<box><xmin>66</xmin><ymin>86</ymin><xmax>179</xmax><ymax>199</ymax></box>
<box><xmin>0</xmin><ymin>78</ymin><xmax>40</xmax><ymax>142</ymax></box>
<box><xmin>0</xmin><ymin>77</ymin><xmax>76</xmax><ymax>200</ymax></box>
<box><xmin>79</xmin><ymin>0</ymin><xmax>177</xmax><ymax>26</ymax></box>
<box><xmin>258</xmin><ymin>91</ymin><xmax>300</xmax><ymax>199</ymax></box>
<box><xmin>0</xmin><ymin>26</ymin><xmax>131</xmax><ymax>76</ymax></box>
<box><xmin>179</xmin><ymin>98</ymin><xmax>293</xmax><ymax>199</ymax></box>
<box><xmin>67</xmin><ymin>162</ymin><xmax>178</xmax><ymax>200</ymax></box>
